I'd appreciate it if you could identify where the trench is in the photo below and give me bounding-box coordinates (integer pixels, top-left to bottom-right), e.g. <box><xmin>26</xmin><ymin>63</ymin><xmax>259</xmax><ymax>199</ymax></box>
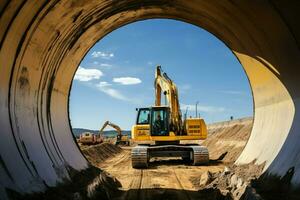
<box><xmin>0</xmin><ymin>0</ymin><xmax>300</xmax><ymax>199</ymax></box>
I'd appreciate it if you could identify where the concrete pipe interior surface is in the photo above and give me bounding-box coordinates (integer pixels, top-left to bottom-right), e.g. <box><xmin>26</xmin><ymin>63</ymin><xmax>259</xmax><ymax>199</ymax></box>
<box><xmin>0</xmin><ymin>0</ymin><xmax>300</xmax><ymax>199</ymax></box>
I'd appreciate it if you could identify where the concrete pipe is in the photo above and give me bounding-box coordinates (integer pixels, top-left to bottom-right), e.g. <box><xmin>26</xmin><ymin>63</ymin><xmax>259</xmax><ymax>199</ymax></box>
<box><xmin>0</xmin><ymin>0</ymin><xmax>300</xmax><ymax>199</ymax></box>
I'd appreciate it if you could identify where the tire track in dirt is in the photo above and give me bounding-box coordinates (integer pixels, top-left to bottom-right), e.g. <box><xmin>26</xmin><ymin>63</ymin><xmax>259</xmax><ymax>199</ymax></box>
<box><xmin>91</xmin><ymin>146</ymin><xmax>227</xmax><ymax>200</ymax></box>
<box><xmin>173</xmin><ymin>169</ymin><xmax>192</xmax><ymax>200</ymax></box>
<box><xmin>99</xmin><ymin>150</ymin><xmax>130</xmax><ymax>169</ymax></box>
<box><xmin>100</xmin><ymin>150</ymin><xmax>225</xmax><ymax>200</ymax></box>
<box><xmin>81</xmin><ymin>118</ymin><xmax>253</xmax><ymax>200</ymax></box>
<box><xmin>124</xmin><ymin>169</ymin><xmax>144</xmax><ymax>200</ymax></box>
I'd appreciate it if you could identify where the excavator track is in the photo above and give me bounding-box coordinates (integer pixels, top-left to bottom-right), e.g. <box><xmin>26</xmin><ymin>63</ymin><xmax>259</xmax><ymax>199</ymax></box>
<box><xmin>190</xmin><ymin>145</ymin><xmax>209</xmax><ymax>165</ymax></box>
<box><xmin>131</xmin><ymin>145</ymin><xmax>149</xmax><ymax>168</ymax></box>
<box><xmin>131</xmin><ymin>144</ymin><xmax>209</xmax><ymax>168</ymax></box>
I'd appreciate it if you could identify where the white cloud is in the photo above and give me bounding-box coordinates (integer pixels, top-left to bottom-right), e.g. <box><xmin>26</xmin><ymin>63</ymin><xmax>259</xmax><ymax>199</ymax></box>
<box><xmin>220</xmin><ymin>90</ymin><xmax>246</xmax><ymax>95</ymax></box>
<box><xmin>74</xmin><ymin>66</ymin><xmax>103</xmax><ymax>82</ymax></box>
<box><xmin>113</xmin><ymin>77</ymin><xmax>142</xmax><ymax>85</ymax></box>
<box><xmin>91</xmin><ymin>51</ymin><xmax>114</xmax><ymax>59</ymax></box>
<box><xmin>96</xmin><ymin>81</ymin><xmax>128</xmax><ymax>101</ymax></box>
<box><xmin>98</xmin><ymin>81</ymin><xmax>112</xmax><ymax>87</ymax></box>
<box><xmin>181</xmin><ymin>103</ymin><xmax>225</xmax><ymax>113</ymax></box>
<box><xmin>100</xmin><ymin>63</ymin><xmax>112</xmax><ymax>67</ymax></box>
<box><xmin>147</xmin><ymin>61</ymin><xmax>153</xmax><ymax>66</ymax></box>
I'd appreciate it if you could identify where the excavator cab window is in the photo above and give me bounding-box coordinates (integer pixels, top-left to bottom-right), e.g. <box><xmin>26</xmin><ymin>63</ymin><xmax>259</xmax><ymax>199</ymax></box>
<box><xmin>137</xmin><ymin>108</ymin><xmax>150</xmax><ymax>124</ymax></box>
<box><xmin>150</xmin><ymin>108</ymin><xmax>169</xmax><ymax>136</ymax></box>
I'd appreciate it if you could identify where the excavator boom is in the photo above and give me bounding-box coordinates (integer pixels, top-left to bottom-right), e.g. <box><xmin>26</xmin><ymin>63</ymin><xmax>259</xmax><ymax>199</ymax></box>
<box><xmin>155</xmin><ymin>66</ymin><xmax>182</xmax><ymax>133</ymax></box>
<box><xmin>99</xmin><ymin>121</ymin><xmax>122</xmax><ymax>136</ymax></box>
<box><xmin>100</xmin><ymin>121</ymin><xmax>129</xmax><ymax>146</ymax></box>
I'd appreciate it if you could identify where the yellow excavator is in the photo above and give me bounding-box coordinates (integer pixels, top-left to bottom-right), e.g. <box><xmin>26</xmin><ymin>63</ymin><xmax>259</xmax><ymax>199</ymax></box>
<box><xmin>131</xmin><ymin>66</ymin><xmax>209</xmax><ymax>168</ymax></box>
<box><xmin>100</xmin><ymin>121</ymin><xmax>130</xmax><ymax>146</ymax></box>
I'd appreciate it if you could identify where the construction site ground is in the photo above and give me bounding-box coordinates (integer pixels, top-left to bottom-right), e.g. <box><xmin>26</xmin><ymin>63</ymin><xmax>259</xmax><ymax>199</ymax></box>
<box><xmin>80</xmin><ymin>117</ymin><xmax>259</xmax><ymax>200</ymax></box>
<box><xmin>98</xmin><ymin>147</ymin><xmax>224</xmax><ymax>200</ymax></box>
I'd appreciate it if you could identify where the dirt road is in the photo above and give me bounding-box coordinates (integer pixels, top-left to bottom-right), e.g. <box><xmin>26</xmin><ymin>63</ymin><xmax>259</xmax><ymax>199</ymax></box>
<box><xmin>79</xmin><ymin>117</ymin><xmax>254</xmax><ymax>200</ymax></box>
<box><xmin>98</xmin><ymin>148</ymin><xmax>225</xmax><ymax>200</ymax></box>
<box><xmin>23</xmin><ymin>118</ymin><xmax>257</xmax><ymax>200</ymax></box>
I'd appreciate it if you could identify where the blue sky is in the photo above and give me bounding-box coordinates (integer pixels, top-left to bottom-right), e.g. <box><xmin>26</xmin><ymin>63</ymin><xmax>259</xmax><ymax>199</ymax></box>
<box><xmin>69</xmin><ymin>19</ymin><xmax>253</xmax><ymax>130</ymax></box>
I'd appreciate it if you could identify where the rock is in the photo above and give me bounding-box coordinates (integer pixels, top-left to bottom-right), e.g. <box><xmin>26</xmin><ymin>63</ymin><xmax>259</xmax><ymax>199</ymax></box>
<box><xmin>240</xmin><ymin>186</ymin><xmax>264</xmax><ymax>200</ymax></box>
<box><xmin>73</xmin><ymin>192</ymin><xmax>82</xmax><ymax>200</ymax></box>
<box><xmin>230</xmin><ymin>174</ymin><xmax>238</xmax><ymax>188</ymax></box>
<box><xmin>237</xmin><ymin>177</ymin><xmax>243</xmax><ymax>188</ymax></box>
<box><xmin>232</xmin><ymin>182</ymin><xmax>250</xmax><ymax>200</ymax></box>
<box><xmin>223</xmin><ymin>166</ymin><xmax>231</xmax><ymax>175</ymax></box>
<box><xmin>199</xmin><ymin>171</ymin><xmax>213</xmax><ymax>187</ymax></box>
<box><xmin>226</xmin><ymin>186</ymin><xmax>233</xmax><ymax>191</ymax></box>
<box><xmin>220</xmin><ymin>189</ymin><xmax>230</xmax><ymax>196</ymax></box>
<box><xmin>87</xmin><ymin>171</ymin><xmax>121</xmax><ymax>199</ymax></box>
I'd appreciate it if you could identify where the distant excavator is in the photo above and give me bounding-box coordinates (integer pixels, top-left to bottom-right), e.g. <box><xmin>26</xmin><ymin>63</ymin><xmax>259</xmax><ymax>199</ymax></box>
<box><xmin>100</xmin><ymin>121</ymin><xmax>130</xmax><ymax>146</ymax></box>
<box><xmin>131</xmin><ymin>66</ymin><xmax>209</xmax><ymax>168</ymax></box>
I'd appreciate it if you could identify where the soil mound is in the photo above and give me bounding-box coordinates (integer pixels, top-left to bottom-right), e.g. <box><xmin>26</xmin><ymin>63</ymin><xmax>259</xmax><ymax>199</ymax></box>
<box><xmin>204</xmin><ymin>117</ymin><xmax>253</xmax><ymax>163</ymax></box>
<box><xmin>81</xmin><ymin>143</ymin><xmax>123</xmax><ymax>166</ymax></box>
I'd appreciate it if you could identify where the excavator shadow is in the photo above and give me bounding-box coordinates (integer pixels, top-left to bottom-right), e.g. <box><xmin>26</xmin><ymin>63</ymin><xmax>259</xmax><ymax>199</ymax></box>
<box><xmin>207</xmin><ymin>151</ymin><xmax>228</xmax><ymax>166</ymax></box>
<box><xmin>147</xmin><ymin>158</ymin><xmax>190</xmax><ymax>169</ymax></box>
<box><xmin>112</xmin><ymin>188</ymin><xmax>233</xmax><ymax>200</ymax></box>
<box><xmin>146</xmin><ymin>158</ymin><xmax>224</xmax><ymax>169</ymax></box>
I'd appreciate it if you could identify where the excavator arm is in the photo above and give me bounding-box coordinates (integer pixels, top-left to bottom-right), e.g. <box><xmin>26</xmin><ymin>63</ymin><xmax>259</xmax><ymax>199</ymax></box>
<box><xmin>99</xmin><ymin>121</ymin><xmax>122</xmax><ymax>136</ymax></box>
<box><xmin>155</xmin><ymin>66</ymin><xmax>183</xmax><ymax>133</ymax></box>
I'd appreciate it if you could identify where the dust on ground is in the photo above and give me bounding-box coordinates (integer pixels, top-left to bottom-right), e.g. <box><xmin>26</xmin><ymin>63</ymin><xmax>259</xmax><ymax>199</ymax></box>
<box><xmin>23</xmin><ymin>117</ymin><xmax>263</xmax><ymax>200</ymax></box>
<box><xmin>84</xmin><ymin>117</ymin><xmax>261</xmax><ymax>200</ymax></box>
<box><xmin>100</xmin><ymin>148</ymin><xmax>223</xmax><ymax>186</ymax></box>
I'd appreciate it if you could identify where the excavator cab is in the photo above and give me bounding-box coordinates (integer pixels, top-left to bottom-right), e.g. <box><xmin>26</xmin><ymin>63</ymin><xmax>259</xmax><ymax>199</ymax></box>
<box><xmin>150</xmin><ymin>107</ymin><xmax>169</xmax><ymax>136</ymax></box>
<box><xmin>136</xmin><ymin>108</ymin><xmax>150</xmax><ymax>124</ymax></box>
<box><xmin>136</xmin><ymin>107</ymin><xmax>170</xmax><ymax>136</ymax></box>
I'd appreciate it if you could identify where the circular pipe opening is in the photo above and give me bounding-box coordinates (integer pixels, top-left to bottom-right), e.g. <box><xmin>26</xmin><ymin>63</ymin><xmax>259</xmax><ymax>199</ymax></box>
<box><xmin>0</xmin><ymin>1</ymin><xmax>299</xmax><ymax>198</ymax></box>
<box><xmin>69</xmin><ymin>18</ymin><xmax>254</xmax><ymax>166</ymax></box>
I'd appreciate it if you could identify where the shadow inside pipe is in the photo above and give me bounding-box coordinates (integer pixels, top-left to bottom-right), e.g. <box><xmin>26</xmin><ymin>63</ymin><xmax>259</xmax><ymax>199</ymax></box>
<box><xmin>113</xmin><ymin>188</ymin><xmax>233</xmax><ymax>200</ymax></box>
<box><xmin>251</xmin><ymin>166</ymin><xmax>300</xmax><ymax>200</ymax></box>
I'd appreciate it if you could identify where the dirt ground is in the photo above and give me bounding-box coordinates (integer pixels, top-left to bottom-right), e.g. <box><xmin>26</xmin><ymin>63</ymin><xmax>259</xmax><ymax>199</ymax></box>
<box><xmin>25</xmin><ymin>116</ymin><xmax>288</xmax><ymax>200</ymax></box>
<box><xmin>80</xmin><ymin>117</ymin><xmax>256</xmax><ymax>200</ymax></box>
<box><xmin>19</xmin><ymin>118</ymin><xmax>281</xmax><ymax>199</ymax></box>
<box><xmin>97</xmin><ymin>148</ymin><xmax>224</xmax><ymax>200</ymax></box>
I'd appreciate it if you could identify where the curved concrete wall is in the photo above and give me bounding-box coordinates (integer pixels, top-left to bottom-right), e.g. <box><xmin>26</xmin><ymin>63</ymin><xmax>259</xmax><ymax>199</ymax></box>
<box><xmin>0</xmin><ymin>0</ymin><xmax>300</xmax><ymax>198</ymax></box>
